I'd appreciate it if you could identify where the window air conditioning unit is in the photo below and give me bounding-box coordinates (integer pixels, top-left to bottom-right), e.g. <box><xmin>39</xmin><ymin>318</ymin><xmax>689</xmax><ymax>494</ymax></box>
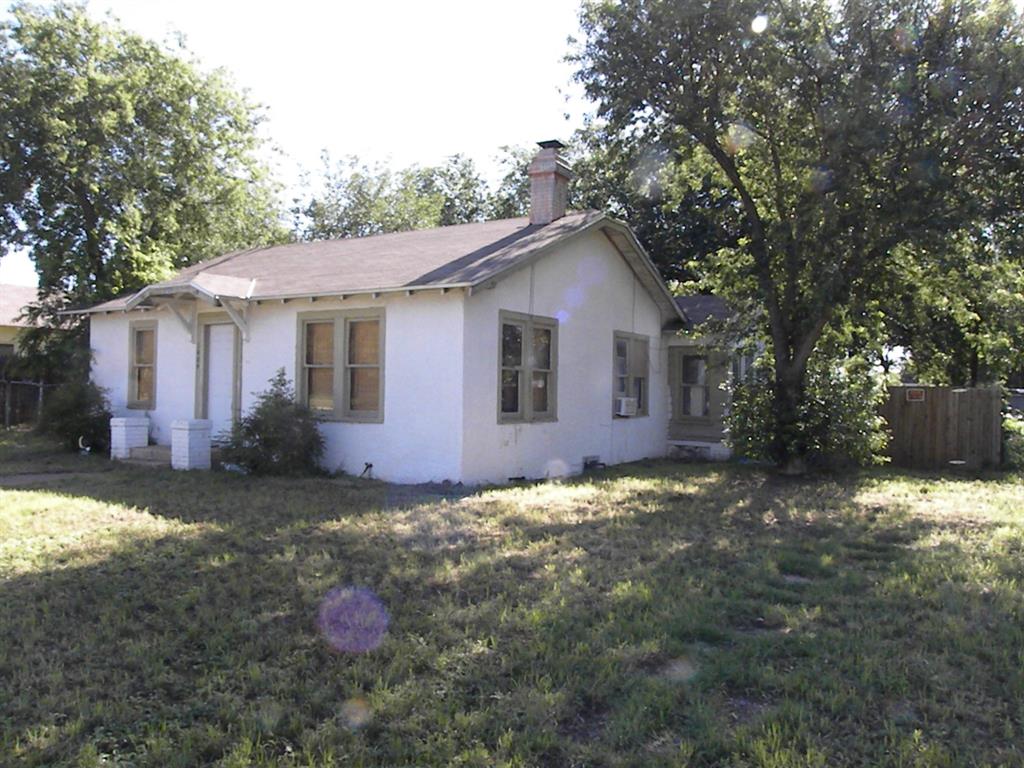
<box><xmin>615</xmin><ymin>397</ymin><xmax>638</xmax><ymax>417</ymax></box>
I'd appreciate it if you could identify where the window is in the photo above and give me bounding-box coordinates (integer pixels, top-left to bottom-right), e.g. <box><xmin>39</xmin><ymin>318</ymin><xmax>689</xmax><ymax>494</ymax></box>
<box><xmin>298</xmin><ymin>310</ymin><xmax>384</xmax><ymax>422</ymax></box>
<box><xmin>499</xmin><ymin>311</ymin><xmax>557</xmax><ymax>422</ymax></box>
<box><xmin>128</xmin><ymin>321</ymin><xmax>157</xmax><ymax>409</ymax></box>
<box><xmin>680</xmin><ymin>355</ymin><xmax>709</xmax><ymax>417</ymax></box>
<box><xmin>613</xmin><ymin>332</ymin><xmax>650</xmax><ymax>416</ymax></box>
<box><xmin>732</xmin><ymin>351</ymin><xmax>756</xmax><ymax>383</ymax></box>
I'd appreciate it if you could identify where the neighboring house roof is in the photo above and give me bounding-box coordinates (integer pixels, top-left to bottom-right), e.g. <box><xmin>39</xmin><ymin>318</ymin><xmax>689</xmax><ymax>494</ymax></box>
<box><xmin>0</xmin><ymin>284</ymin><xmax>37</xmax><ymax>328</ymax></box>
<box><xmin>675</xmin><ymin>294</ymin><xmax>733</xmax><ymax>328</ymax></box>
<box><xmin>77</xmin><ymin>211</ymin><xmax>684</xmax><ymax>324</ymax></box>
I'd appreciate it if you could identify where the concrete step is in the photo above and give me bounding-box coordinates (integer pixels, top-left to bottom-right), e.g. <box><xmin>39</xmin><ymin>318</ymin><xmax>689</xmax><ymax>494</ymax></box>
<box><xmin>123</xmin><ymin>445</ymin><xmax>171</xmax><ymax>466</ymax></box>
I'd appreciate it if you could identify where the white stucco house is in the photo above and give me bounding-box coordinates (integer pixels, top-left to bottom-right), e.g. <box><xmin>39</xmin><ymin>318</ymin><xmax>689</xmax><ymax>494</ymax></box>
<box><xmin>81</xmin><ymin>141</ymin><xmax>733</xmax><ymax>483</ymax></box>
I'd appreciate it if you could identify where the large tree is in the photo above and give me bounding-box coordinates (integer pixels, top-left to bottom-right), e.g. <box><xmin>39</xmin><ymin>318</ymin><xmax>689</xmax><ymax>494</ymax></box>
<box><xmin>1</xmin><ymin>3</ymin><xmax>286</xmax><ymax>375</ymax></box>
<box><xmin>296</xmin><ymin>154</ymin><xmax>490</xmax><ymax>240</ymax></box>
<box><xmin>575</xmin><ymin>0</ymin><xmax>1024</xmax><ymax>471</ymax></box>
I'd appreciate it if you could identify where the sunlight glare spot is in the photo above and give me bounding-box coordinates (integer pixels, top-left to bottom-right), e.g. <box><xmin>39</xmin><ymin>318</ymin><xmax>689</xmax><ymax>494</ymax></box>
<box><xmin>722</xmin><ymin>122</ymin><xmax>756</xmax><ymax>155</ymax></box>
<box><xmin>340</xmin><ymin>697</ymin><xmax>373</xmax><ymax>729</ymax></box>
<box><xmin>751</xmin><ymin>14</ymin><xmax>768</xmax><ymax>34</ymax></box>
<box><xmin>545</xmin><ymin>458</ymin><xmax>570</xmax><ymax>478</ymax></box>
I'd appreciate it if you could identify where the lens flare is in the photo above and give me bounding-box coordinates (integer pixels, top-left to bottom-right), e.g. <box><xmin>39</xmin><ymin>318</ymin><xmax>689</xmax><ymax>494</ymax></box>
<box><xmin>751</xmin><ymin>15</ymin><xmax>768</xmax><ymax>34</ymax></box>
<box><xmin>317</xmin><ymin>586</ymin><xmax>390</xmax><ymax>653</ymax></box>
<box><xmin>340</xmin><ymin>697</ymin><xmax>373</xmax><ymax>729</ymax></box>
<box><xmin>807</xmin><ymin>166</ymin><xmax>834</xmax><ymax>194</ymax></box>
<box><xmin>722</xmin><ymin>123</ymin><xmax>756</xmax><ymax>155</ymax></box>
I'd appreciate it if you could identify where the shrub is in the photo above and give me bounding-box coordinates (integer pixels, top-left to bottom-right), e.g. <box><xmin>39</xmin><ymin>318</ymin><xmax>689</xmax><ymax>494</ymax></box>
<box><xmin>1004</xmin><ymin>412</ymin><xmax>1024</xmax><ymax>470</ymax></box>
<box><xmin>220</xmin><ymin>369</ymin><xmax>324</xmax><ymax>476</ymax></box>
<box><xmin>726</xmin><ymin>353</ymin><xmax>889</xmax><ymax>468</ymax></box>
<box><xmin>39</xmin><ymin>377</ymin><xmax>112</xmax><ymax>452</ymax></box>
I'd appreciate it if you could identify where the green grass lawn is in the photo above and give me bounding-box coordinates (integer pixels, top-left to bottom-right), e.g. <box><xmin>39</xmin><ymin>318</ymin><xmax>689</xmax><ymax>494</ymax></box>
<box><xmin>1</xmin><ymin>430</ymin><xmax>1023</xmax><ymax>767</ymax></box>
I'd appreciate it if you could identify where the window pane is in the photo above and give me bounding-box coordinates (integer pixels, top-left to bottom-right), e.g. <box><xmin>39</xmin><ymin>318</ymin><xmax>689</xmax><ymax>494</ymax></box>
<box><xmin>682</xmin><ymin>356</ymin><xmax>705</xmax><ymax>385</ymax></box>
<box><xmin>532</xmin><ymin>371</ymin><xmax>549</xmax><ymax>413</ymax></box>
<box><xmin>306</xmin><ymin>322</ymin><xmax>334</xmax><ymax>365</ymax></box>
<box><xmin>349</xmin><ymin>320</ymin><xmax>379</xmax><ymax>365</ymax></box>
<box><xmin>630</xmin><ymin>339</ymin><xmax>648</xmax><ymax>378</ymax></box>
<box><xmin>683</xmin><ymin>385</ymin><xmax>707</xmax><ymax>417</ymax></box>
<box><xmin>135</xmin><ymin>366</ymin><xmax>153</xmax><ymax>404</ymax></box>
<box><xmin>308</xmin><ymin>368</ymin><xmax>334</xmax><ymax>411</ymax></box>
<box><xmin>349</xmin><ymin>367</ymin><xmax>380</xmax><ymax>412</ymax></box>
<box><xmin>501</xmin><ymin>323</ymin><xmax>522</xmax><ymax>367</ymax></box>
<box><xmin>532</xmin><ymin>327</ymin><xmax>551</xmax><ymax>370</ymax></box>
<box><xmin>135</xmin><ymin>329</ymin><xmax>154</xmax><ymax>366</ymax></box>
<box><xmin>633</xmin><ymin>377</ymin><xmax>645</xmax><ymax>409</ymax></box>
<box><xmin>616</xmin><ymin>375</ymin><xmax>628</xmax><ymax>396</ymax></box>
<box><xmin>501</xmin><ymin>370</ymin><xmax>519</xmax><ymax>414</ymax></box>
<box><xmin>615</xmin><ymin>338</ymin><xmax>628</xmax><ymax>375</ymax></box>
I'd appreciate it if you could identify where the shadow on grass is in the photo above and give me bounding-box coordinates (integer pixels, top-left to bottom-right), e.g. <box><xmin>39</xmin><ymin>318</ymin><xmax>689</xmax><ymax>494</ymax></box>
<box><xmin>1</xmin><ymin>460</ymin><xmax>1022</xmax><ymax>766</ymax></box>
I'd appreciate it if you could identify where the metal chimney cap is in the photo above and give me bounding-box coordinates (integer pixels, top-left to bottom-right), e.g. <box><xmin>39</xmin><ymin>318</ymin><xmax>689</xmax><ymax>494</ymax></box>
<box><xmin>536</xmin><ymin>139</ymin><xmax>566</xmax><ymax>149</ymax></box>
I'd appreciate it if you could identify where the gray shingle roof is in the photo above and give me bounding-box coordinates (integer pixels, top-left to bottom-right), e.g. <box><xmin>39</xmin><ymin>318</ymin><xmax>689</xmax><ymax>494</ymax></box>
<box><xmin>674</xmin><ymin>294</ymin><xmax>732</xmax><ymax>328</ymax></box>
<box><xmin>87</xmin><ymin>212</ymin><xmax>603</xmax><ymax>311</ymax></box>
<box><xmin>0</xmin><ymin>284</ymin><xmax>37</xmax><ymax>328</ymax></box>
<box><xmin>79</xmin><ymin>211</ymin><xmax>684</xmax><ymax>325</ymax></box>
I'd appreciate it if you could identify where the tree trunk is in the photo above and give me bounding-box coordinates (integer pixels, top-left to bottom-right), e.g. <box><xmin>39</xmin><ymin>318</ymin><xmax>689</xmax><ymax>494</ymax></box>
<box><xmin>772</xmin><ymin>358</ymin><xmax>810</xmax><ymax>475</ymax></box>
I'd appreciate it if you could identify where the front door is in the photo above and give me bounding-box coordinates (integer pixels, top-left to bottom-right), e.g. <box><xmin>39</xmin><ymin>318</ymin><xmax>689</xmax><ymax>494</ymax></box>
<box><xmin>203</xmin><ymin>323</ymin><xmax>237</xmax><ymax>441</ymax></box>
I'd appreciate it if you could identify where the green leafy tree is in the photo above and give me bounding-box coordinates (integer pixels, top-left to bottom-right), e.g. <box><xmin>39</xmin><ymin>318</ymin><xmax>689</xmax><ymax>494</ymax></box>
<box><xmin>297</xmin><ymin>153</ymin><xmax>489</xmax><ymax>240</ymax></box>
<box><xmin>886</xmin><ymin>227</ymin><xmax>1024</xmax><ymax>386</ymax></box>
<box><xmin>574</xmin><ymin>0</ymin><xmax>1024</xmax><ymax>471</ymax></box>
<box><xmin>571</xmin><ymin>125</ymin><xmax>743</xmax><ymax>285</ymax></box>
<box><xmin>1</xmin><ymin>3</ymin><xmax>287</xmax><ymax>378</ymax></box>
<box><xmin>485</xmin><ymin>145</ymin><xmax>535</xmax><ymax>219</ymax></box>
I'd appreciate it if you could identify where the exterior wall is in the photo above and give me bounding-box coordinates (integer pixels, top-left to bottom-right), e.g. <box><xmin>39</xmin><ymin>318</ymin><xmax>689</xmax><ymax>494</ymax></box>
<box><xmin>90</xmin><ymin>292</ymin><xmax>465</xmax><ymax>483</ymax></box>
<box><xmin>90</xmin><ymin>309</ymin><xmax>196</xmax><ymax>445</ymax></box>
<box><xmin>460</xmin><ymin>230</ymin><xmax>670</xmax><ymax>484</ymax></box>
<box><xmin>239</xmin><ymin>294</ymin><xmax>464</xmax><ymax>483</ymax></box>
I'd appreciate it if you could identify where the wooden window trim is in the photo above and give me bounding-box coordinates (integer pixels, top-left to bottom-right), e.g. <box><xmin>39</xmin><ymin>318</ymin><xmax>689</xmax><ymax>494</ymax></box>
<box><xmin>193</xmin><ymin>313</ymin><xmax>242</xmax><ymax>425</ymax></box>
<box><xmin>127</xmin><ymin>319</ymin><xmax>157</xmax><ymax>410</ymax></box>
<box><xmin>296</xmin><ymin>308</ymin><xmax>385</xmax><ymax>423</ymax></box>
<box><xmin>612</xmin><ymin>330</ymin><xmax>650</xmax><ymax>418</ymax></box>
<box><xmin>497</xmin><ymin>310</ymin><xmax>558</xmax><ymax>424</ymax></box>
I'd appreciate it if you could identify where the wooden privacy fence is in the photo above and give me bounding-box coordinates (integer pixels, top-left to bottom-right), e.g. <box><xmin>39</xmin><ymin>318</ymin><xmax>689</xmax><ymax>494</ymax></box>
<box><xmin>880</xmin><ymin>385</ymin><xmax>1002</xmax><ymax>470</ymax></box>
<box><xmin>1</xmin><ymin>379</ymin><xmax>45</xmax><ymax>427</ymax></box>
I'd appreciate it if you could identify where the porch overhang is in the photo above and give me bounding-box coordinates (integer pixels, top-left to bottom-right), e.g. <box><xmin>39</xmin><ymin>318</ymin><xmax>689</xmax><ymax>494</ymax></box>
<box><xmin>123</xmin><ymin>274</ymin><xmax>255</xmax><ymax>341</ymax></box>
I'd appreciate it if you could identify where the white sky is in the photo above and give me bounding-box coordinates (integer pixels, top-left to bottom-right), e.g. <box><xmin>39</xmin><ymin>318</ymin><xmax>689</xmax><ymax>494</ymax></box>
<box><xmin>4</xmin><ymin>0</ymin><xmax>1023</xmax><ymax>288</ymax></box>
<box><xmin>0</xmin><ymin>0</ymin><xmax>591</xmax><ymax>287</ymax></box>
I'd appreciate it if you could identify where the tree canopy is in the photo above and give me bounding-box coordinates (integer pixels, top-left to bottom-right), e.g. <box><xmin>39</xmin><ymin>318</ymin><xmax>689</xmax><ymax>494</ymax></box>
<box><xmin>0</xmin><ymin>2</ymin><xmax>286</xmax><ymax>375</ymax></box>
<box><xmin>574</xmin><ymin>0</ymin><xmax>1024</xmax><ymax>470</ymax></box>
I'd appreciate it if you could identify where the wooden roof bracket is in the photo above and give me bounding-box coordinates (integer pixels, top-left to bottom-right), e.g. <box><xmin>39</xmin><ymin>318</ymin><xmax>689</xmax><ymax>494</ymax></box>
<box><xmin>218</xmin><ymin>298</ymin><xmax>250</xmax><ymax>342</ymax></box>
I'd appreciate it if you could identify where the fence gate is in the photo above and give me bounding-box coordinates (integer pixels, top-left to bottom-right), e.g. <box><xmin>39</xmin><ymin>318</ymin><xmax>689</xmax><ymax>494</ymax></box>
<box><xmin>880</xmin><ymin>386</ymin><xmax>1002</xmax><ymax>470</ymax></box>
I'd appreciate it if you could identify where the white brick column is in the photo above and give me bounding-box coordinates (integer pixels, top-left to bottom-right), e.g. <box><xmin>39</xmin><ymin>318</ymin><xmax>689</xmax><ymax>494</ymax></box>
<box><xmin>110</xmin><ymin>417</ymin><xmax>149</xmax><ymax>460</ymax></box>
<box><xmin>171</xmin><ymin>419</ymin><xmax>212</xmax><ymax>470</ymax></box>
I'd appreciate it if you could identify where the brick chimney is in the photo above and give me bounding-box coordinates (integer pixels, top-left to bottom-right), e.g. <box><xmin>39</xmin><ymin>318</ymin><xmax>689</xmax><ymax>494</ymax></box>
<box><xmin>528</xmin><ymin>140</ymin><xmax>572</xmax><ymax>225</ymax></box>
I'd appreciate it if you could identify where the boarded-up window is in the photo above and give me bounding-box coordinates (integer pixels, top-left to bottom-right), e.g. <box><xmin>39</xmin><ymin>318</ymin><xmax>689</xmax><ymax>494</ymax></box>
<box><xmin>613</xmin><ymin>332</ymin><xmax>650</xmax><ymax>416</ymax></box>
<box><xmin>129</xmin><ymin>322</ymin><xmax>156</xmax><ymax>409</ymax></box>
<box><xmin>498</xmin><ymin>312</ymin><xmax>557</xmax><ymax>422</ymax></box>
